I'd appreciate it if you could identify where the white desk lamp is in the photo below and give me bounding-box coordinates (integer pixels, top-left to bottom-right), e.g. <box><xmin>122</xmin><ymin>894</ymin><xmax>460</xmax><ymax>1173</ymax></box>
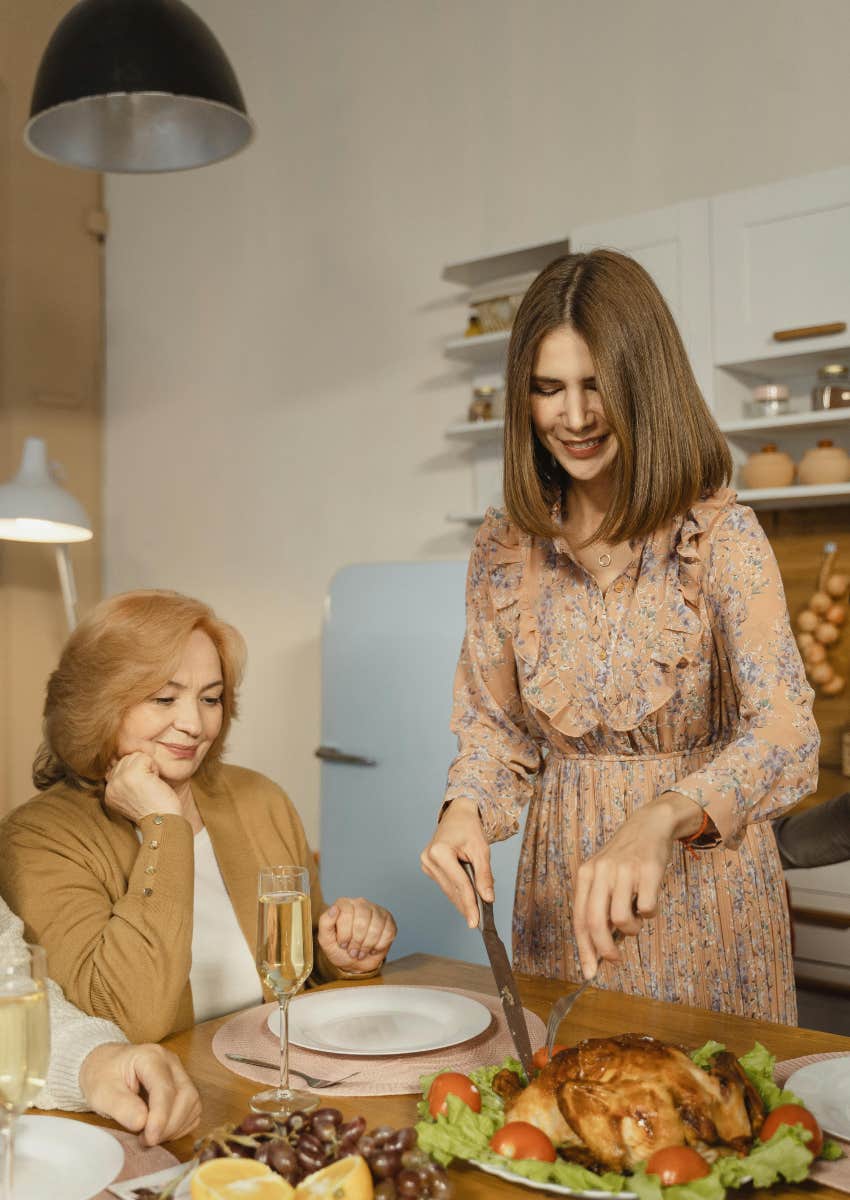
<box><xmin>0</xmin><ymin>437</ymin><xmax>93</xmax><ymax>629</ymax></box>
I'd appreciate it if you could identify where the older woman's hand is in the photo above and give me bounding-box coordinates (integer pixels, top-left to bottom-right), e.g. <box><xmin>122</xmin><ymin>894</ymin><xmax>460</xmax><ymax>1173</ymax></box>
<box><xmin>318</xmin><ymin>898</ymin><xmax>397</xmax><ymax>974</ymax></box>
<box><xmin>105</xmin><ymin>751</ymin><xmax>183</xmax><ymax>825</ymax></box>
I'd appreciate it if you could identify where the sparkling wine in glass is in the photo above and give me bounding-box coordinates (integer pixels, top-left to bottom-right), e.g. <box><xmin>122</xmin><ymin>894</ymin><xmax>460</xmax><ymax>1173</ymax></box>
<box><xmin>0</xmin><ymin>944</ymin><xmax>50</xmax><ymax>1200</ymax></box>
<box><xmin>251</xmin><ymin>866</ymin><xmax>316</xmax><ymax>1116</ymax></box>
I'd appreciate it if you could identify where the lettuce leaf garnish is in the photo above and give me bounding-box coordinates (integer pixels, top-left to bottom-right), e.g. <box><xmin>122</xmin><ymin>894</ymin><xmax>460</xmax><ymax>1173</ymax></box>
<box><xmin>689</xmin><ymin>1041</ymin><xmax>727</xmax><ymax>1069</ymax></box>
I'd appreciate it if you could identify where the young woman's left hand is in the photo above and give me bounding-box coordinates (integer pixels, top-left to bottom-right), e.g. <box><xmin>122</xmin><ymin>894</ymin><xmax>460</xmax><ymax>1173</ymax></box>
<box><xmin>318</xmin><ymin>897</ymin><xmax>397</xmax><ymax>973</ymax></box>
<box><xmin>572</xmin><ymin>793</ymin><xmax>704</xmax><ymax>979</ymax></box>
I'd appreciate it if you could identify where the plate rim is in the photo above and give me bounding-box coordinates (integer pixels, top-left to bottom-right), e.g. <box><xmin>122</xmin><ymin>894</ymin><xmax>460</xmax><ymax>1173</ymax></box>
<box><xmin>470</xmin><ymin>1157</ymin><xmax>638</xmax><ymax>1198</ymax></box>
<box><xmin>785</xmin><ymin>1056</ymin><xmax>850</xmax><ymax>1142</ymax></box>
<box><xmin>16</xmin><ymin>1113</ymin><xmax>125</xmax><ymax>1200</ymax></box>
<box><xmin>268</xmin><ymin>984</ymin><xmax>493</xmax><ymax>1056</ymax></box>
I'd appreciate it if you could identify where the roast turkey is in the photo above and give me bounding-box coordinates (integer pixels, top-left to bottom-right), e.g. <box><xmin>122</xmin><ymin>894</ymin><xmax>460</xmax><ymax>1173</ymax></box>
<box><xmin>493</xmin><ymin>1034</ymin><xmax>765</xmax><ymax>1172</ymax></box>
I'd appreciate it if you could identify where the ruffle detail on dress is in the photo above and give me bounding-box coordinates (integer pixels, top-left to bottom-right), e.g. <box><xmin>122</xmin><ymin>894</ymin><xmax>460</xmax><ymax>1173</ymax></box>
<box><xmin>603</xmin><ymin>609</ymin><xmax>703</xmax><ymax>731</ymax></box>
<box><xmin>600</xmin><ymin>495</ymin><xmax>734</xmax><ymax>731</ymax></box>
<box><xmin>676</xmin><ymin>488</ymin><xmax>737</xmax><ymax>611</ymax></box>
<box><xmin>483</xmin><ymin>510</ymin><xmax>540</xmax><ymax>670</ymax></box>
<box><xmin>484</xmin><ymin>509</ymin><xmax>526</xmax><ymax>606</ymax></box>
<box><xmin>478</xmin><ymin>494</ymin><xmax>736</xmax><ymax>738</ymax></box>
<box><xmin>524</xmin><ymin>666</ymin><xmax>600</xmax><ymax>738</ymax></box>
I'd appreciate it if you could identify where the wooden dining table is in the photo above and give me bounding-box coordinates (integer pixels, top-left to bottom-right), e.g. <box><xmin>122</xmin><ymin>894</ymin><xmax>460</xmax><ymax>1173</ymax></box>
<box><xmin>59</xmin><ymin>953</ymin><xmax>850</xmax><ymax>1199</ymax></box>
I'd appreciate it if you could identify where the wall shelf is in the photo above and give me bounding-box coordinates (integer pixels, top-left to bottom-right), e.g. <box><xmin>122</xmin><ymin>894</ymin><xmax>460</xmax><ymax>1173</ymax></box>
<box><xmin>446</xmin><ymin>410</ymin><xmax>850</xmax><ymax>443</ymax></box>
<box><xmin>447</xmin><ymin>512</ymin><xmax>489</xmax><ymax>526</ymax></box>
<box><xmin>737</xmin><ymin>483</ymin><xmax>850</xmax><ymax>509</ymax></box>
<box><xmin>719</xmin><ymin>409</ymin><xmax>850</xmax><ymax>443</ymax></box>
<box><xmin>446</xmin><ymin>418</ymin><xmax>505</xmax><ymax>439</ymax></box>
<box><xmin>448</xmin><ymin>482</ymin><xmax>850</xmax><ymax>526</ymax></box>
<box><xmin>444</xmin><ymin>329</ymin><xmax>510</xmax><ymax>365</ymax></box>
<box><xmin>442</xmin><ymin>237</ymin><xmax>569</xmax><ymax>287</ymax></box>
<box><xmin>717</xmin><ymin>344</ymin><xmax>850</xmax><ymax>386</ymax></box>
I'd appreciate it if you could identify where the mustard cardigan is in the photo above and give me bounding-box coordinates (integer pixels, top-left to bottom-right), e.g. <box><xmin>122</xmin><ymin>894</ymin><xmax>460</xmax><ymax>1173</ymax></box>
<box><xmin>0</xmin><ymin>764</ymin><xmax>370</xmax><ymax>1043</ymax></box>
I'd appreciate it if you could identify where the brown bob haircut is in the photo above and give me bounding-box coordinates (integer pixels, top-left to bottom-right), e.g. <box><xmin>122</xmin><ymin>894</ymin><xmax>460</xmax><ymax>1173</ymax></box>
<box><xmin>33</xmin><ymin>589</ymin><xmax>247</xmax><ymax>794</ymax></box>
<box><xmin>503</xmin><ymin>249</ymin><xmax>732</xmax><ymax>545</ymax></box>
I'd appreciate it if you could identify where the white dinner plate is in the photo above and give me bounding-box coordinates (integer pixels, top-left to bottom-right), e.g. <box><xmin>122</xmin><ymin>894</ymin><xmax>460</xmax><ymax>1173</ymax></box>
<box><xmin>785</xmin><ymin>1055</ymin><xmax>850</xmax><ymax>1142</ymax></box>
<box><xmin>12</xmin><ymin>1115</ymin><xmax>124</xmax><ymax>1200</ymax></box>
<box><xmin>267</xmin><ymin>985</ymin><xmax>492</xmax><ymax>1055</ymax></box>
<box><xmin>470</xmin><ymin>1159</ymin><xmax>637</xmax><ymax>1198</ymax></box>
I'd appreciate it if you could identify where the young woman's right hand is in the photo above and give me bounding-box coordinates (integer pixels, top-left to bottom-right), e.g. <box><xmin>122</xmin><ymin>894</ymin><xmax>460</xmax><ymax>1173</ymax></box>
<box><xmin>420</xmin><ymin>797</ymin><xmax>493</xmax><ymax>928</ymax></box>
<box><xmin>105</xmin><ymin>751</ymin><xmax>183</xmax><ymax>824</ymax></box>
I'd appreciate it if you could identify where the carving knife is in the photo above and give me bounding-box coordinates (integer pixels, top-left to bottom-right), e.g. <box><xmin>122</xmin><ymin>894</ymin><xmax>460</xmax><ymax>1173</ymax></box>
<box><xmin>462</xmin><ymin>861</ymin><xmax>534</xmax><ymax>1078</ymax></box>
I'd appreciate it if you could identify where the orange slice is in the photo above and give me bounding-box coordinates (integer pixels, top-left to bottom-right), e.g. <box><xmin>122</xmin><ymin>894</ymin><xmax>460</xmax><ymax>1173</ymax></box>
<box><xmin>293</xmin><ymin>1154</ymin><xmax>373</xmax><ymax>1199</ymax></box>
<box><xmin>191</xmin><ymin>1156</ymin><xmax>295</xmax><ymax>1199</ymax></box>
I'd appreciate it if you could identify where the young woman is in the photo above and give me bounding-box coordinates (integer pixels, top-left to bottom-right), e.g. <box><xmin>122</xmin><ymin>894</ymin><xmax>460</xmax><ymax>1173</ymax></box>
<box><xmin>421</xmin><ymin>250</ymin><xmax>817</xmax><ymax>1022</ymax></box>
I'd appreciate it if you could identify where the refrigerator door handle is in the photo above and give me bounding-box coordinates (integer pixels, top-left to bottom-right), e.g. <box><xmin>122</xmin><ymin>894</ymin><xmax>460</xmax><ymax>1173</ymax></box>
<box><xmin>315</xmin><ymin>745</ymin><xmax>378</xmax><ymax>767</ymax></box>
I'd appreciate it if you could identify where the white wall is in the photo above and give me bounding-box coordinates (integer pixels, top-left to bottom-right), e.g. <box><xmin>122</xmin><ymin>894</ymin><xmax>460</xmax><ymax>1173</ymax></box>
<box><xmin>104</xmin><ymin>0</ymin><xmax>850</xmax><ymax>844</ymax></box>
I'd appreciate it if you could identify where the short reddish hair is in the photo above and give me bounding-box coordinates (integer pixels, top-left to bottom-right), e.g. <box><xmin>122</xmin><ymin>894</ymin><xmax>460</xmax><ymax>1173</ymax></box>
<box><xmin>33</xmin><ymin>590</ymin><xmax>246</xmax><ymax>793</ymax></box>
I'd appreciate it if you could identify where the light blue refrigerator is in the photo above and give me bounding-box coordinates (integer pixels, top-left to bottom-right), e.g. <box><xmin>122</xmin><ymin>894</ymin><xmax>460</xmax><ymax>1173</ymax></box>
<box><xmin>318</xmin><ymin>561</ymin><xmax>524</xmax><ymax>965</ymax></box>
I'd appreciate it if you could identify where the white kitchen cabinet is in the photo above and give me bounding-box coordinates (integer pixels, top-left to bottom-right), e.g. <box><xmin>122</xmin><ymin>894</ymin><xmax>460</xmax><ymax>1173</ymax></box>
<box><xmin>712</xmin><ymin>167</ymin><xmax>850</xmax><ymax>372</ymax></box>
<box><xmin>441</xmin><ymin>167</ymin><xmax>850</xmax><ymax>523</ymax></box>
<box><xmin>570</xmin><ymin>201</ymin><xmax>714</xmax><ymax>407</ymax></box>
<box><xmin>786</xmin><ymin>860</ymin><xmax>850</xmax><ymax>994</ymax></box>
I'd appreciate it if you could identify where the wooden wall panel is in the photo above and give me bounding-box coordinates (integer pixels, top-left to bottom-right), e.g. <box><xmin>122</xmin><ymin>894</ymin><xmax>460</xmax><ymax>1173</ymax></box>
<box><xmin>759</xmin><ymin>508</ymin><xmax>850</xmax><ymax>781</ymax></box>
<box><xmin>0</xmin><ymin>1</ymin><xmax>103</xmax><ymax>815</ymax></box>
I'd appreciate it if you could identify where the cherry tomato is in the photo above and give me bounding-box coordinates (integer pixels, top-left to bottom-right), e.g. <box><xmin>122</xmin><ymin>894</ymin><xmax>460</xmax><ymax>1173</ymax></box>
<box><xmin>760</xmin><ymin>1105</ymin><xmax>823</xmax><ymax>1155</ymax></box>
<box><xmin>646</xmin><ymin>1146</ymin><xmax>711</xmax><ymax>1185</ymax></box>
<box><xmin>427</xmin><ymin>1072</ymin><xmax>482</xmax><ymax>1118</ymax></box>
<box><xmin>490</xmin><ymin>1121</ymin><xmax>557</xmax><ymax>1163</ymax></box>
<box><xmin>532</xmin><ymin>1044</ymin><xmax>567</xmax><ymax>1070</ymax></box>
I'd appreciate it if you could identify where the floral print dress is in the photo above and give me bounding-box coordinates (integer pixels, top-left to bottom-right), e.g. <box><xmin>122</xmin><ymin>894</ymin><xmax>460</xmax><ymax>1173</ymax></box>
<box><xmin>444</xmin><ymin>489</ymin><xmax>818</xmax><ymax>1023</ymax></box>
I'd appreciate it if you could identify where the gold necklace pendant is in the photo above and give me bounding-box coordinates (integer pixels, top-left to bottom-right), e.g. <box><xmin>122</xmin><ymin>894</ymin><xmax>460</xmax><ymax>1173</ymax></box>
<box><xmin>598</xmin><ymin>551</ymin><xmax>612</xmax><ymax>567</ymax></box>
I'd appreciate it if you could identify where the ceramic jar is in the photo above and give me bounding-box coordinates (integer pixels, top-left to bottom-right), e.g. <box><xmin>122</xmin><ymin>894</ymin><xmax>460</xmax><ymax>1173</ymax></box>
<box><xmin>740</xmin><ymin>444</ymin><xmax>795</xmax><ymax>489</ymax></box>
<box><xmin>797</xmin><ymin>439</ymin><xmax>850</xmax><ymax>485</ymax></box>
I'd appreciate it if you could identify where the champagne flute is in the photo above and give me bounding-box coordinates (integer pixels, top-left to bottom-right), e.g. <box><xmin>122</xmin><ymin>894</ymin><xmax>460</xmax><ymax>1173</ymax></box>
<box><xmin>251</xmin><ymin>865</ymin><xmax>316</xmax><ymax>1116</ymax></box>
<box><xmin>0</xmin><ymin>944</ymin><xmax>50</xmax><ymax>1200</ymax></box>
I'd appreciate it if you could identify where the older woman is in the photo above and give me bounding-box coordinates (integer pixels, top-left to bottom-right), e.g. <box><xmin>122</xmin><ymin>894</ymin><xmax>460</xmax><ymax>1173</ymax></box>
<box><xmin>0</xmin><ymin>590</ymin><xmax>396</xmax><ymax>1043</ymax></box>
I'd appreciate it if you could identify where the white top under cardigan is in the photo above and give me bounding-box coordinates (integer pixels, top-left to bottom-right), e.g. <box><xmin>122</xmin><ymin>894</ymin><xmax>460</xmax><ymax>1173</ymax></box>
<box><xmin>0</xmin><ymin>898</ymin><xmax>127</xmax><ymax>1111</ymax></box>
<box><xmin>131</xmin><ymin>822</ymin><xmax>263</xmax><ymax>1024</ymax></box>
<box><xmin>189</xmin><ymin>827</ymin><xmax>263</xmax><ymax>1022</ymax></box>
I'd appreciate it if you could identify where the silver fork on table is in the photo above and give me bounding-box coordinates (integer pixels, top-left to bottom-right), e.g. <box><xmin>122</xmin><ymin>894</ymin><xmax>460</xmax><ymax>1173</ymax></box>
<box><xmin>225</xmin><ymin>1053</ymin><xmax>359</xmax><ymax>1088</ymax></box>
<box><xmin>545</xmin><ymin>928</ymin><xmax>624</xmax><ymax>1060</ymax></box>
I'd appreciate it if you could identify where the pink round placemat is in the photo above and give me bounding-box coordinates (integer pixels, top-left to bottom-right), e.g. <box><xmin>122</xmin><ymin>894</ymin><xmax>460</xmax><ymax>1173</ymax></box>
<box><xmin>775</xmin><ymin>1052</ymin><xmax>850</xmax><ymax>1194</ymax></box>
<box><xmin>212</xmin><ymin>986</ymin><xmax>544</xmax><ymax>1096</ymax></box>
<box><xmin>93</xmin><ymin>1129</ymin><xmax>178</xmax><ymax>1199</ymax></box>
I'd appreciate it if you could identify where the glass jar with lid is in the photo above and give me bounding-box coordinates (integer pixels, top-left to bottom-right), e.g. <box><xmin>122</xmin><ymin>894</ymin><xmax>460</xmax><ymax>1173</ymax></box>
<box><xmin>467</xmin><ymin>383</ymin><xmax>504</xmax><ymax>422</ymax></box>
<box><xmin>811</xmin><ymin>364</ymin><xmax>850</xmax><ymax>411</ymax></box>
<box><xmin>745</xmin><ymin>383</ymin><xmax>790</xmax><ymax>419</ymax></box>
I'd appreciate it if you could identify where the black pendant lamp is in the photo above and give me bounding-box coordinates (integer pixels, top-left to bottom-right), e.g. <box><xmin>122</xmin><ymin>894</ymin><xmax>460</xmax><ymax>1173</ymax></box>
<box><xmin>25</xmin><ymin>0</ymin><xmax>254</xmax><ymax>173</ymax></box>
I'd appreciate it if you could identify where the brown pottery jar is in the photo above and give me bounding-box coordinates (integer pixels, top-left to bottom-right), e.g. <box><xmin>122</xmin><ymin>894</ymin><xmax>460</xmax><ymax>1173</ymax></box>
<box><xmin>740</xmin><ymin>444</ymin><xmax>795</xmax><ymax>489</ymax></box>
<box><xmin>797</xmin><ymin>439</ymin><xmax>850</xmax><ymax>486</ymax></box>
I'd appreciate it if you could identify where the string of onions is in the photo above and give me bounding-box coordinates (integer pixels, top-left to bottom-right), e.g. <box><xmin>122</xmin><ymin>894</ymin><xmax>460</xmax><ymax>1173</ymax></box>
<box><xmin>796</xmin><ymin>543</ymin><xmax>848</xmax><ymax>697</ymax></box>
